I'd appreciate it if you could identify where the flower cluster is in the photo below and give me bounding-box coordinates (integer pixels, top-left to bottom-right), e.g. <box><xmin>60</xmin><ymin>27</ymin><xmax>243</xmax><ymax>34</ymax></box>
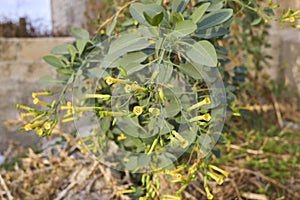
<box><xmin>16</xmin><ymin>91</ymin><xmax>57</xmax><ymax>136</ymax></box>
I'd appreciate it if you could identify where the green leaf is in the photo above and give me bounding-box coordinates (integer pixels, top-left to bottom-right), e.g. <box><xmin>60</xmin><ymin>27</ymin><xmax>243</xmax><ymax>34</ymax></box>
<box><xmin>56</xmin><ymin>68</ymin><xmax>73</xmax><ymax>75</ymax></box>
<box><xmin>171</xmin><ymin>12</ymin><xmax>184</xmax><ymax>24</ymax></box>
<box><xmin>106</xmin><ymin>16</ymin><xmax>117</xmax><ymax>36</ymax></box>
<box><xmin>143</xmin><ymin>11</ymin><xmax>164</xmax><ymax>26</ymax></box>
<box><xmin>70</xmin><ymin>28</ymin><xmax>90</xmax><ymax>40</ymax></box>
<box><xmin>130</xmin><ymin>3</ymin><xmax>165</xmax><ymax>26</ymax></box>
<box><xmin>171</xmin><ymin>20</ymin><xmax>197</xmax><ymax>37</ymax></box>
<box><xmin>116</xmin><ymin>52</ymin><xmax>148</xmax><ymax>66</ymax></box>
<box><xmin>67</xmin><ymin>45</ymin><xmax>77</xmax><ymax>63</ymax></box>
<box><xmin>251</xmin><ymin>17</ymin><xmax>262</xmax><ymax>26</ymax></box>
<box><xmin>157</xmin><ymin>63</ymin><xmax>173</xmax><ymax>83</ymax></box>
<box><xmin>164</xmin><ymin>88</ymin><xmax>181</xmax><ymax>117</ymax></box>
<box><xmin>195</xmin><ymin>26</ymin><xmax>228</xmax><ymax>39</ymax></box>
<box><xmin>191</xmin><ymin>2</ymin><xmax>210</xmax><ymax>23</ymax></box>
<box><xmin>87</xmin><ymin>68</ymin><xmax>109</xmax><ymax>78</ymax></box>
<box><xmin>197</xmin><ymin>9</ymin><xmax>233</xmax><ymax>30</ymax></box>
<box><xmin>195</xmin><ymin>17</ymin><xmax>232</xmax><ymax>39</ymax></box>
<box><xmin>76</xmin><ymin>40</ymin><xmax>87</xmax><ymax>56</ymax></box>
<box><xmin>118</xmin><ymin>117</ymin><xmax>148</xmax><ymax>138</ymax></box>
<box><xmin>39</xmin><ymin>75</ymin><xmax>65</xmax><ymax>86</ymax></box>
<box><xmin>172</xmin><ymin>0</ymin><xmax>190</xmax><ymax>13</ymax></box>
<box><xmin>207</xmin><ymin>0</ymin><xmax>223</xmax><ymax>11</ymax></box>
<box><xmin>138</xmin><ymin>26</ymin><xmax>159</xmax><ymax>39</ymax></box>
<box><xmin>108</xmin><ymin>33</ymin><xmax>150</xmax><ymax>55</ymax></box>
<box><xmin>186</xmin><ymin>41</ymin><xmax>217</xmax><ymax>67</ymax></box>
<box><xmin>51</xmin><ymin>44</ymin><xmax>69</xmax><ymax>55</ymax></box>
<box><xmin>104</xmin><ymin>33</ymin><xmax>150</xmax><ymax>66</ymax></box>
<box><xmin>43</xmin><ymin>55</ymin><xmax>66</xmax><ymax>68</ymax></box>
<box><xmin>179</xmin><ymin>63</ymin><xmax>203</xmax><ymax>79</ymax></box>
<box><xmin>137</xmin><ymin>154</ymin><xmax>151</xmax><ymax>166</ymax></box>
<box><xmin>124</xmin><ymin>156</ymin><xmax>138</xmax><ymax>171</ymax></box>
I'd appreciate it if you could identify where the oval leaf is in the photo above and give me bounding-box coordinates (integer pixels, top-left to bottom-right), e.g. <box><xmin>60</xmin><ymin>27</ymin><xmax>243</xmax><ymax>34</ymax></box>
<box><xmin>197</xmin><ymin>9</ymin><xmax>233</xmax><ymax>30</ymax></box>
<box><xmin>186</xmin><ymin>41</ymin><xmax>217</xmax><ymax>67</ymax></box>
<box><xmin>171</xmin><ymin>20</ymin><xmax>197</xmax><ymax>37</ymax></box>
<box><xmin>172</xmin><ymin>0</ymin><xmax>190</xmax><ymax>13</ymax></box>
<box><xmin>143</xmin><ymin>11</ymin><xmax>164</xmax><ymax>26</ymax></box>
<box><xmin>43</xmin><ymin>55</ymin><xmax>66</xmax><ymax>68</ymax></box>
<box><xmin>191</xmin><ymin>2</ymin><xmax>210</xmax><ymax>23</ymax></box>
<box><xmin>51</xmin><ymin>44</ymin><xmax>69</xmax><ymax>55</ymax></box>
<box><xmin>70</xmin><ymin>28</ymin><xmax>90</xmax><ymax>40</ymax></box>
<box><xmin>130</xmin><ymin>3</ymin><xmax>164</xmax><ymax>26</ymax></box>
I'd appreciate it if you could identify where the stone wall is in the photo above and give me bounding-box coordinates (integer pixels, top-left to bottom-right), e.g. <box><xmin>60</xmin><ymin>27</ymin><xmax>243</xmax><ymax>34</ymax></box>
<box><xmin>266</xmin><ymin>1</ymin><xmax>300</xmax><ymax>99</ymax></box>
<box><xmin>0</xmin><ymin>37</ymin><xmax>73</xmax><ymax>152</ymax></box>
<box><xmin>51</xmin><ymin>0</ymin><xmax>87</xmax><ymax>36</ymax></box>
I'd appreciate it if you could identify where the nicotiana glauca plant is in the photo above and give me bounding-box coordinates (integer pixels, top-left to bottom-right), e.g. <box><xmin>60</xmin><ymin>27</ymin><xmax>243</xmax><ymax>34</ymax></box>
<box><xmin>16</xmin><ymin>0</ymin><xmax>299</xmax><ymax>199</ymax></box>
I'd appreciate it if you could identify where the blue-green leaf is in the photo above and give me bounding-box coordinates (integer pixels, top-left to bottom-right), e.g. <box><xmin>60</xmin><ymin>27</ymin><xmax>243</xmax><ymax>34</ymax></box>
<box><xmin>179</xmin><ymin>63</ymin><xmax>203</xmax><ymax>79</ymax></box>
<box><xmin>191</xmin><ymin>2</ymin><xmax>210</xmax><ymax>23</ymax></box>
<box><xmin>197</xmin><ymin>9</ymin><xmax>233</xmax><ymax>30</ymax></box>
<box><xmin>130</xmin><ymin>3</ymin><xmax>165</xmax><ymax>26</ymax></box>
<box><xmin>67</xmin><ymin>45</ymin><xmax>77</xmax><ymax>63</ymax></box>
<box><xmin>171</xmin><ymin>20</ymin><xmax>197</xmax><ymax>37</ymax></box>
<box><xmin>143</xmin><ymin>11</ymin><xmax>164</xmax><ymax>26</ymax></box>
<box><xmin>39</xmin><ymin>75</ymin><xmax>65</xmax><ymax>86</ymax></box>
<box><xmin>43</xmin><ymin>55</ymin><xmax>66</xmax><ymax>68</ymax></box>
<box><xmin>70</xmin><ymin>28</ymin><xmax>90</xmax><ymax>40</ymax></box>
<box><xmin>51</xmin><ymin>44</ymin><xmax>69</xmax><ymax>55</ymax></box>
<box><xmin>172</xmin><ymin>0</ymin><xmax>190</xmax><ymax>13</ymax></box>
<box><xmin>76</xmin><ymin>40</ymin><xmax>87</xmax><ymax>56</ymax></box>
<box><xmin>186</xmin><ymin>41</ymin><xmax>217</xmax><ymax>67</ymax></box>
<box><xmin>106</xmin><ymin>16</ymin><xmax>117</xmax><ymax>36</ymax></box>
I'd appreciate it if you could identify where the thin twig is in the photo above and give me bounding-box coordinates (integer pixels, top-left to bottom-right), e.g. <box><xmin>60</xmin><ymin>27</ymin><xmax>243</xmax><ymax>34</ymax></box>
<box><xmin>94</xmin><ymin>0</ymin><xmax>138</xmax><ymax>38</ymax></box>
<box><xmin>240</xmin><ymin>169</ymin><xmax>300</xmax><ymax>198</ymax></box>
<box><xmin>271</xmin><ymin>93</ymin><xmax>284</xmax><ymax>128</ymax></box>
<box><xmin>0</xmin><ymin>174</ymin><xmax>13</xmax><ymax>200</ymax></box>
<box><xmin>229</xmin><ymin>144</ymin><xmax>264</xmax><ymax>155</ymax></box>
<box><xmin>230</xmin><ymin>178</ymin><xmax>242</xmax><ymax>200</ymax></box>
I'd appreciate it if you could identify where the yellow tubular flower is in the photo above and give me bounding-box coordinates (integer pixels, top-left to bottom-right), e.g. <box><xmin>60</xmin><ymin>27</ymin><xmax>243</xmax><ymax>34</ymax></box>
<box><xmin>43</xmin><ymin>122</ymin><xmax>52</xmax><ymax>130</ymax></box>
<box><xmin>162</xmin><ymin>195</ymin><xmax>181</xmax><ymax>200</ymax></box>
<box><xmin>32</xmin><ymin>91</ymin><xmax>53</xmax><ymax>98</ymax></box>
<box><xmin>36</xmin><ymin>128</ymin><xmax>44</xmax><ymax>136</ymax></box>
<box><xmin>158</xmin><ymin>87</ymin><xmax>166</xmax><ymax>102</ymax></box>
<box><xmin>33</xmin><ymin>98</ymin><xmax>50</xmax><ymax>107</ymax></box>
<box><xmin>171</xmin><ymin>130</ymin><xmax>189</xmax><ymax>148</ymax></box>
<box><xmin>133</xmin><ymin>106</ymin><xmax>143</xmax><ymax>116</ymax></box>
<box><xmin>189</xmin><ymin>113</ymin><xmax>211</xmax><ymax>123</ymax></box>
<box><xmin>85</xmin><ymin>94</ymin><xmax>111</xmax><ymax>100</ymax></box>
<box><xmin>105</xmin><ymin>76</ymin><xmax>128</xmax><ymax>85</ymax></box>
<box><xmin>131</xmin><ymin>83</ymin><xmax>147</xmax><ymax>92</ymax></box>
<box><xmin>134</xmin><ymin>20</ymin><xmax>139</xmax><ymax>26</ymax></box>
<box><xmin>124</xmin><ymin>84</ymin><xmax>132</xmax><ymax>93</ymax></box>
<box><xmin>187</xmin><ymin>97</ymin><xmax>211</xmax><ymax>112</ymax></box>
<box><xmin>100</xmin><ymin>29</ymin><xmax>105</xmax><ymax>35</ymax></box>
<box><xmin>21</xmin><ymin>112</ymin><xmax>37</xmax><ymax>118</ymax></box>
<box><xmin>24</xmin><ymin>124</ymin><xmax>33</xmax><ymax>131</ymax></box>
<box><xmin>207</xmin><ymin>171</ymin><xmax>224</xmax><ymax>185</ymax></box>
<box><xmin>62</xmin><ymin>117</ymin><xmax>77</xmax><ymax>123</ymax></box>
<box><xmin>117</xmin><ymin>133</ymin><xmax>127</xmax><ymax>141</ymax></box>
<box><xmin>15</xmin><ymin>104</ymin><xmax>35</xmax><ymax>112</ymax></box>
<box><xmin>99</xmin><ymin>111</ymin><xmax>127</xmax><ymax>117</ymax></box>
<box><xmin>117</xmin><ymin>188</ymin><xmax>136</xmax><ymax>196</ymax></box>
<box><xmin>67</xmin><ymin>101</ymin><xmax>72</xmax><ymax>107</ymax></box>
<box><xmin>208</xmin><ymin>165</ymin><xmax>229</xmax><ymax>178</ymax></box>
<box><xmin>204</xmin><ymin>186</ymin><xmax>214</xmax><ymax>200</ymax></box>
<box><xmin>149</xmin><ymin>108</ymin><xmax>160</xmax><ymax>116</ymax></box>
<box><xmin>289</xmin><ymin>16</ymin><xmax>295</xmax><ymax>22</ymax></box>
<box><xmin>60</xmin><ymin>105</ymin><xmax>72</xmax><ymax>110</ymax></box>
